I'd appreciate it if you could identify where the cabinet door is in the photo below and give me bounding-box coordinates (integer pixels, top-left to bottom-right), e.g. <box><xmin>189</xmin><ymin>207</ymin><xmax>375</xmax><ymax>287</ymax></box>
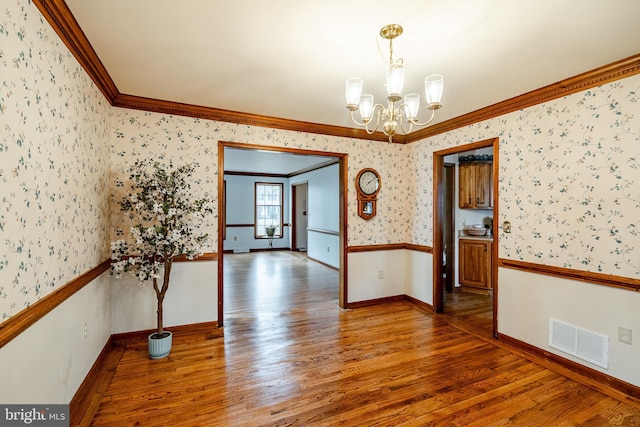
<box><xmin>459</xmin><ymin>239</ymin><xmax>492</xmax><ymax>288</ymax></box>
<box><xmin>474</xmin><ymin>162</ymin><xmax>493</xmax><ymax>208</ymax></box>
<box><xmin>458</xmin><ymin>163</ymin><xmax>474</xmax><ymax>209</ymax></box>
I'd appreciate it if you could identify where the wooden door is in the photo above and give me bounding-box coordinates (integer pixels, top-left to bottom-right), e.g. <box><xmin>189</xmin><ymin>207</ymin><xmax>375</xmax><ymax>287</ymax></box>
<box><xmin>475</xmin><ymin>162</ymin><xmax>493</xmax><ymax>208</ymax></box>
<box><xmin>458</xmin><ymin>163</ymin><xmax>474</xmax><ymax>209</ymax></box>
<box><xmin>292</xmin><ymin>183</ymin><xmax>308</xmax><ymax>251</ymax></box>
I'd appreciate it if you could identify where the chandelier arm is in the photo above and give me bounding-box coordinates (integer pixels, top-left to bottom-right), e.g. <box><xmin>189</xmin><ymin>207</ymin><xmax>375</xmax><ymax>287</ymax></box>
<box><xmin>399</xmin><ymin>116</ymin><xmax>413</xmax><ymax>135</ymax></box>
<box><xmin>349</xmin><ymin>110</ymin><xmax>370</xmax><ymax>127</ymax></box>
<box><xmin>349</xmin><ymin>103</ymin><xmax>387</xmax><ymax>131</ymax></box>
<box><xmin>407</xmin><ymin>108</ymin><xmax>437</xmax><ymax>127</ymax></box>
<box><xmin>367</xmin><ymin>105</ymin><xmax>384</xmax><ymax>134</ymax></box>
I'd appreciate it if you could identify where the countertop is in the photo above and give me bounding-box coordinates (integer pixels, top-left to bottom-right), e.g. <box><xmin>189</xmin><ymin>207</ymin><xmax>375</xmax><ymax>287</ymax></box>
<box><xmin>458</xmin><ymin>230</ymin><xmax>493</xmax><ymax>241</ymax></box>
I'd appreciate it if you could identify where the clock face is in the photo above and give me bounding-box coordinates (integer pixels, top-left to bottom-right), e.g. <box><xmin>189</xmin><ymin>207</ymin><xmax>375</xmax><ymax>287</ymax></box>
<box><xmin>358</xmin><ymin>170</ymin><xmax>380</xmax><ymax>195</ymax></box>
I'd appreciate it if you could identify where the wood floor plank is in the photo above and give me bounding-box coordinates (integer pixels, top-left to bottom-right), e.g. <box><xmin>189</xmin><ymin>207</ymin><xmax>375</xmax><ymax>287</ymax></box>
<box><xmin>85</xmin><ymin>252</ymin><xmax>640</xmax><ymax>426</ymax></box>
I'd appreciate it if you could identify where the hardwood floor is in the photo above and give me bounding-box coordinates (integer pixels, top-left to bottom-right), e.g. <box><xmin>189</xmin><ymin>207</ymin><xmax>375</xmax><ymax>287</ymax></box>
<box><xmin>443</xmin><ymin>290</ymin><xmax>493</xmax><ymax>337</ymax></box>
<box><xmin>87</xmin><ymin>252</ymin><xmax>640</xmax><ymax>426</ymax></box>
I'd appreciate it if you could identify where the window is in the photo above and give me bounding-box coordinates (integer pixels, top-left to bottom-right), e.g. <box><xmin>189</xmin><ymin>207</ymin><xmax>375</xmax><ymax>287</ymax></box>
<box><xmin>255</xmin><ymin>183</ymin><xmax>283</xmax><ymax>238</ymax></box>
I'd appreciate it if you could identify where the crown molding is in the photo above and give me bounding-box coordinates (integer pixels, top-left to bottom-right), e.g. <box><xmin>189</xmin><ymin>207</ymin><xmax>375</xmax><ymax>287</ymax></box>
<box><xmin>406</xmin><ymin>53</ymin><xmax>640</xmax><ymax>143</ymax></box>
<box><xmin>113</xmin><ymin>93</ymin><xmax>390</xmax><ymax>142</ymax></box>
<box><xmin>32</xmin><ymin>1</ymin><xmax>640</xmax><ymax>144</ymax></box>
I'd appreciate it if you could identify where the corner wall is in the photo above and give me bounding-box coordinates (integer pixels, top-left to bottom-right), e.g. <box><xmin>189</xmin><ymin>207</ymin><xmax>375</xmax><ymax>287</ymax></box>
<box><xmin>1</xmin><ymin>0</ymin><xmax>113</xmax><ymax>404</ymax></box>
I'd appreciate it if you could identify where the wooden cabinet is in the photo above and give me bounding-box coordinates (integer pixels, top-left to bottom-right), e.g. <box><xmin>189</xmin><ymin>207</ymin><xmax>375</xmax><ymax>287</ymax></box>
<box><xmin>458</xmin><ymin>162</ymin><xmax>492</xmax><ymax>209</ymax></box>
<box><xmin>459</xmin><ymin>238</ymin><xmax>492</xmax><ymax>292</ymax></box>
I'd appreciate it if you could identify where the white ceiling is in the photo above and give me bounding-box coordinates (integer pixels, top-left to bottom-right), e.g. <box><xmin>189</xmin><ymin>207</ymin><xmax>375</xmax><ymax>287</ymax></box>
<box><xmin>224</xmin><ymin>147</ymin><xmax>337</xmax><ymax>175</ymax></box>
<box><xmin>64</xmin><ymin>0</ymin><xmax>640</xmax><ymax>172</ymax></box>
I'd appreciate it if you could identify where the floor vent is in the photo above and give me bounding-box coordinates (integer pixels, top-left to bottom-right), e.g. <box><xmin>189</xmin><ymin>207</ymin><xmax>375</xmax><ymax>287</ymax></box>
<box><xmin>549</xmin><ymin>318</ymin><xmax>609</xmax><ymax>369</ymax></box>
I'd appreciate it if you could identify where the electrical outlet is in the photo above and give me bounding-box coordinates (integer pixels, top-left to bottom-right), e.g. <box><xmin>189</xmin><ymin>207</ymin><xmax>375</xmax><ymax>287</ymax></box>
<box><xmin>619</xmin><ymin>326</ymin><xmax>632</xmax><ymax>344</ymax></box>
<box><xmin>379</xmin><ymin>271</ymin><xmax>384</xmax><ymax>279</ymax></box>
<box><xmin>503</xmin><ymin>221</ymin><xmax>512</xmax><ymax>233</ymax></box>
<box><xmin>83</xmin><ymin>322</ymin><xmax>88</xmax><ymax>340</ymax></box>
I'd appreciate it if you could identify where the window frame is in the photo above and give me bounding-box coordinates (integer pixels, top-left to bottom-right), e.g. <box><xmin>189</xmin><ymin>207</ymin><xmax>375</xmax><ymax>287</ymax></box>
<box><xmin>254</xmin><ymin>182</ymin><xmax>283</xmax><ymax>239</ymax></box>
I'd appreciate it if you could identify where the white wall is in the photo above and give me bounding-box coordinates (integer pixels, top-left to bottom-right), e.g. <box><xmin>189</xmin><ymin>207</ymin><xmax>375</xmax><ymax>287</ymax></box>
<box><xmin>223</xmin><ymin>164</ymin><xmax>340</xmax><ymax>263</ymax></box>
<box><xmin>348</xmin><ymin>249</ymin><xmax>432</xmax><ymax>305</ymax></box>
<box><xmin>405</xmin><ymin>251</ymin><xmax>433</xmax><ymax>304</ymax></box>
<box><xmin>223</xmin><ymin>175</ymin><xmax>291</xmax><ymax>252</ymax></box>
<box><xmin>499</xmin><ymin>268</ymin><xmax>640</xmax><ymax>386</ymax></box>
<box><xmin>0</xmin><ymin>274</ymin><xmax>111</xmax><ymax>404</ymax></box>
<box><xmin>295</xmin><ymin>164</ymin><xmax>340</xmax><ymax>268</ymax></box>
<box><xmin>348</xmin><ymin>251</ymin><xmax>406</xmax><ymax>302</ymax></box>
<box><xmin>111</xmin><ymin>261</ymin><xmax>217</xmax><ymax>334</ymax></box>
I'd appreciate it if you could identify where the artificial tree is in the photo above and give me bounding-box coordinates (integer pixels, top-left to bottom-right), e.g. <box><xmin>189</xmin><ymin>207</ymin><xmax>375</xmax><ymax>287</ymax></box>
<box><xmin>111</xmin><ymin>159</ymin><xmax>211</xmax><ymax>356</ymax></box>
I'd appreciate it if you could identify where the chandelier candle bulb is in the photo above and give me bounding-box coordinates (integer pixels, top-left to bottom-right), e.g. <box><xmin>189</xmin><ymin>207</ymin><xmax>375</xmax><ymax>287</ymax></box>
<box><xmin>359</xmin><ymin>94</ymin><xmax>374</xmax><ymax>122</ymax></box>
<box><xmin>426</xmin><ymin>74</ymin><xmax>444</xmax><ymax>108</ymax></box>
<box><xmin>386</xmin><ymin>63</ymin><xmax>406</xmax><ymax>99</ymax></box>
<box><xmin>404</xmin><ymin>93</ymin><xmax>420</xmax><ymax>119</ymax></box>
<box><xmin>346</xmin><ymin>77</ymin><xmax>363</xmax><ymax>108</ymax></box>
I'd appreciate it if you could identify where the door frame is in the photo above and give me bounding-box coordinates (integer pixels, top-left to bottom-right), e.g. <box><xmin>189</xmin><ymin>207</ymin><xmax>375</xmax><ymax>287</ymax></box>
<box><xmin>443</xmin><ymin>163</ymin><xmax>455</xmax><ymax>292</ymax></box>
<box><xmin>217</xmin><ymin>141</ymin><xmax>348</xmax><ymax>327</ymax></box>
<box><xmin>432</xmin><ymin>137</ymin><xmax>499</xmax><ymax>337</ymax></box>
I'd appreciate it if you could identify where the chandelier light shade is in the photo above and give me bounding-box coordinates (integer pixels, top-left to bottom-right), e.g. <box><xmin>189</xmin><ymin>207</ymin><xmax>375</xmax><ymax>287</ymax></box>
<box><xmin>345</xmin><ymin>24</ymin><xmax>444</xmax><ymax>142</ymax></box>
<box><xmin>403</xmin><ymin>93</ymin><xmax>420</xmax><ymax>119</ymax></box>
<box><xmin>358</xmin><ymin>94</ymin><xmax>374</xmax><ymax>122</ymax></box>
<box><xmin>425</xmin><ymin>74</ymin><xmax>444</xmax><ymax>107</ymax></box>
<box><xmin>385</xmin><ymin>63</ymin><xmax>406</xmax><ymax>99</ymax></box>
<box><xmin>345</xmin><ymin>77</ymin><xmax>364</xmax><ymax>108</ymax></box>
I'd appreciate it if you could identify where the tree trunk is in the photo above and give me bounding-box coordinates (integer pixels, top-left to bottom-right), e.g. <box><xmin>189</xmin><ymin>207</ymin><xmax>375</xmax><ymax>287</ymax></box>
<box><xmin>154</xmin><ymin>260</ymin><xmax>173</xmax><ymax>336</ymax></box>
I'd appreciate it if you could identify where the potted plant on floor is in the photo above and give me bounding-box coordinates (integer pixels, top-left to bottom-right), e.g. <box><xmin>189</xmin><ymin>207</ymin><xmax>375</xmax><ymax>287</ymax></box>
<box><xmin>265</xmin><ymin>224</ymin><xmax>278</xmax><ymax>237</ymax></box>
<box><xmin>111</xmin><ymin>159</ymin><xmax>212</xmax><ymax>359</ymax></box>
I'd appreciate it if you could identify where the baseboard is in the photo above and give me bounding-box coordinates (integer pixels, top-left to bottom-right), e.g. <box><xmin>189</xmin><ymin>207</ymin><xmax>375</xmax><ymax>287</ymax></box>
<box><xmin>346</xmin><ymin>295</ymin><xmax>406</xmax><ymax>309</ymax></box>
<box><xmin>112</xmin><ymin>321</ymin><xmax>220</xmax><ymax>345</ymax></box>
<box><xmin>346</xmin><ymin>294</ymin><xmax>434</xmax><ymax>312</ymax></box>
<box><xmin>498</xmin><ymin>333</ymin><xmax>640</xmax><ymax>404</ymax></box>
<box><xmin>403</xmin><ymin>294</ymin><xmax>434</xmax><ymax>313</ymax></box>
<box><xmin>70</xmin><ymin>335</ymin><xmax>118</xmax><ymax>427</ymax></box>
<box><xmin>306</xmin><ymin>255</ymin><xmax>339</xmax><ymax>272</ymax></box>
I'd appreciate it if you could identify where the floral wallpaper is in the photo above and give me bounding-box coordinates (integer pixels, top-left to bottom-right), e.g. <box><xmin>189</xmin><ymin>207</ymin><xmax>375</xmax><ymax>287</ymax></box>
<box><xmin>0</xmin><ymin>0</ymin><xmax>111</xmax><ymax>321</ymax></box>
<box><xmin>411</xmin><ymin>75</ymin><xmax>640</xmax><ymax>279</ymax></box>
<box><xmin>110</xmin><ymin>108</ymin><xmax>410</xmax><ymax>248</ymax></box>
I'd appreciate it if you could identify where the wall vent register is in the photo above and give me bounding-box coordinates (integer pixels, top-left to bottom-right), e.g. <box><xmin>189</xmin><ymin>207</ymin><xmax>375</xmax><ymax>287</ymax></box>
<box><xmin>549</xmin><ymin>318</ymin><xmax>609</xmax><ymax>369</ymax></box>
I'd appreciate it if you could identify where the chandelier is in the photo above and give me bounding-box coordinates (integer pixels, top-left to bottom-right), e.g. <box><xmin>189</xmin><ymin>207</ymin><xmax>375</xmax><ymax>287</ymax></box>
<box><xmin>345</xmin><ymin>24</ymin><xmax>444</xmax><ymax>143</ymax></box>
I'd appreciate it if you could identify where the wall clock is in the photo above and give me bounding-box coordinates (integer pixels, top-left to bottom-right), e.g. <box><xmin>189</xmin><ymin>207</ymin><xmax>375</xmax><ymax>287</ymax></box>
<box><xmin>355</xmin><ymin>168</ymin><xmax>381</xmax><ymax>220</ymax></box>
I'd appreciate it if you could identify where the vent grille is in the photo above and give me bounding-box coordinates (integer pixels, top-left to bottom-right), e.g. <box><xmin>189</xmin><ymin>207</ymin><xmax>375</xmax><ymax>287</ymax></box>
<box><xmin>549</xmin><ymin>318</ymin><xmax>609</xmax><ymax>369</ymax></box>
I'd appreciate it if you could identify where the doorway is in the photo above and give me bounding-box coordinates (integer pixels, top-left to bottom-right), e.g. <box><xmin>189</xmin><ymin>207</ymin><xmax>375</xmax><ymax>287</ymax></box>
<box><xmin>443</xmin><ymin>163</ymin><xmax>455</xmax><ymax>293</ymax></box>
<box><xmin>433</xmin><ymin>137</ymin><xmax>499</xmax><ymax>338</ymax></box>
<box><xmin>217</xmin><ymin>142</ymin><xmax>348</xmax><ymax>327</ymax></box>
<box><xmin>292</xmin><ymin>183</ymin><xmax>308</xmax><ymax>252</ymax></box>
